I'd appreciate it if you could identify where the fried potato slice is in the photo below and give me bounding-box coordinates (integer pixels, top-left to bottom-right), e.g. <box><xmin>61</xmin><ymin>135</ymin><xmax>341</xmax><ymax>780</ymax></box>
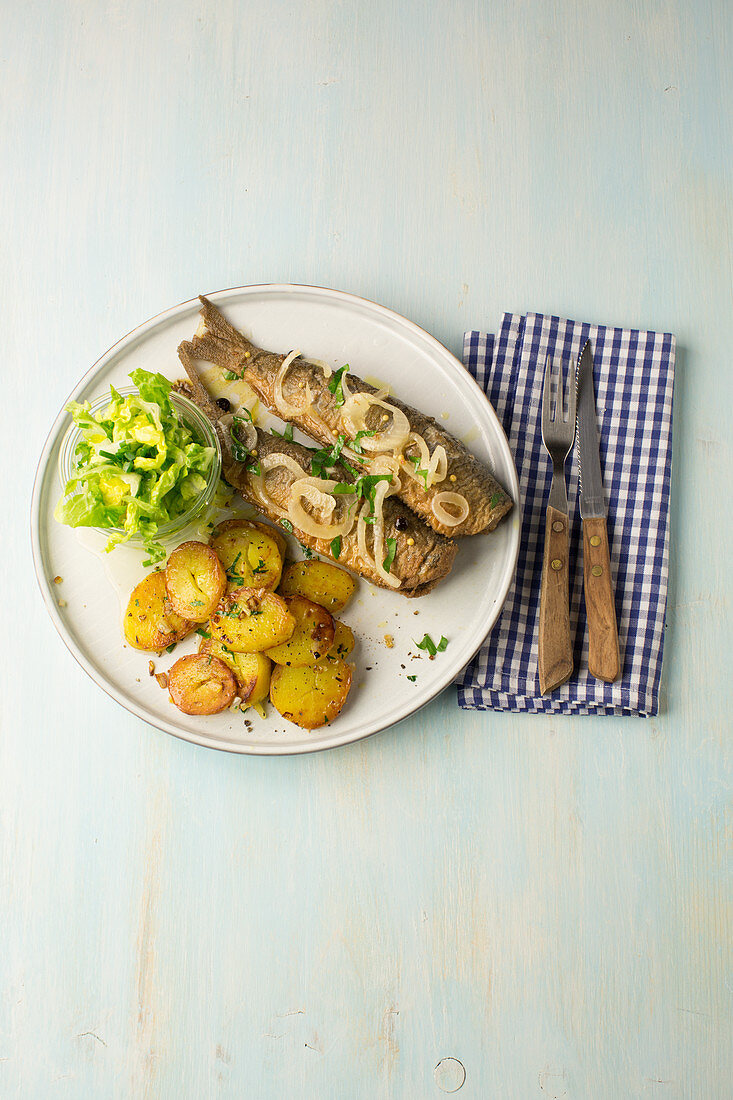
<box><xmin>265</xmin><ymin>596</ymin><xmax>335</xmax><ymax>667</ymax></box>
<box><xmin>210</xmin><ymin>519</ymin><xmax>284</xmax><ymax>592</ymax></box>
<box><xmin>168</xmin><ymin>653</ymin><xmax>237</xmax><ymax>715</ymax></box>
<box><xmin>165</xmin><ymin>540</ymin><xmax>226</xmax><ymax>622</ymax></box>
<box><xmin>327</xmin><ymin>619</ymin><xmax>355</xmax><ymax>660</ymax></box>
<box><xmin>199</xmin><ymin>636</ymin><xmax>271</xmax><ymax>704</ymax></box>
<box><xmin>209</xmin><ymin>587</ymin><xmax>295</xmax><ymax>652</ymax></box>
<box><xmin>269</xmin><ymin>659</ymin><xmax>353</xmax><ymax>729</ymax></box>
<box><xmin>247</xmin><ymin>518</ymin><xmax>288</xmax><ymax>561</ymax></box>
<box><xmin>279</xmin><ymin>559</ymin><xmax>357</xmax><ymax>612</ymax></box>
<box><xmin>123</xmin><ymin>570</ymin><xmax>193</xmax><ymax>651</ymax></box>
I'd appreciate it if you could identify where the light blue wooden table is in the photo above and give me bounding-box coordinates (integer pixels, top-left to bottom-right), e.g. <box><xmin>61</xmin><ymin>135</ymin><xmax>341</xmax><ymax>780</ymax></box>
<box><xmin>3</xmin><ymin>2</ymin><xmax>731</xmax><ymax>1097</ymax></box>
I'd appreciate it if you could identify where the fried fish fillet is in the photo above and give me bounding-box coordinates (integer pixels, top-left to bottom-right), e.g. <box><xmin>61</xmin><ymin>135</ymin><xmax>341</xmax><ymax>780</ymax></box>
<box><xmin>175</xmin><ymin>354</ymin><xmax>458</xmax><ymax>598</ymax></box>
<box><xmin>178</xmin><ymin>296</ymin><xmax>512</xmax><ymax>538</ymax></box>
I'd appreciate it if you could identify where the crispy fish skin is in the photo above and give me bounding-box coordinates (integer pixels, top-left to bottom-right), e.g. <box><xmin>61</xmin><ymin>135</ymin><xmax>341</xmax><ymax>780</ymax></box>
<box><xmin>178</xmin><ymin>296</ymin><xmax>512</xmax><ymax>537</ymax></box>
<box><xmin>175</xmin><ymin>359</ymin><xmax>458</xmax><ymax>598</ymax></box>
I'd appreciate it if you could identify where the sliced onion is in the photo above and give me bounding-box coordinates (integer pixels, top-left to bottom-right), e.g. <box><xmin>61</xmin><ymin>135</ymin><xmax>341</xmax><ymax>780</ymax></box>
<box><xmin>248</xmin><ymin>470</ymin><xmax>289</xmax><ymax>519</ymax></box>
<box><xmin>340</xmin><ymin>393</ymin><xmax>410</xmax><ymax>454</ymax></box>
<box><xmin>261</xmin><ymin>452</ymin><xmax>307</xmax><ymax>480</ymax></box>
<box><xmin>220</xmin><ymin>412</ymin><xmax>258</xmax><ymax>452</ymax></box>
<box><xmin>340</xmin><ymin>370</ymin><xmax>353</xmax><ymax>404</ymax></box>
<box><xmin>245</xmin><ymin>452</ymin><xmax>306</xmax><ymax>520</ymax></box>
<box><xmin>273</xmin><ymin>349</ymin><xmax>303</xmax><ymax>418</ymax></box>
<box><xmin>431</xmin><ymin>491</ymin><xmax>469</xmax><ymax>527</ymax></box>
<box><xmin>408</xmin><ymin>431</ymin><xmax>430</xmax><ymax>465</ymax></box>
<box><xmin>371</xmin><ymin>480</ymin><xmax>401</xmax><ymax>588</ymax></box>
<box><xmin>368</xmin><ymin>453</ymin><xmax>402</xmax><ymax>494</ymax></box>
<box><xmin>401</xmin><ymin>432</ymin><xmax>429</xmax><ymax>484</ymax></box>
<box><xmin>401</xmin><ymin>435</ymin><xmax>448</xmax><ymax>488</ymax></box>
<box><xmin>426</xmin><ymin>444</ymin><xmax>448</xmax><ymax>487</ymax></box>
<box><xmin>356</xmin><ymin>502</ymin><xmax>375</xmax><ymax>570</ymax></box>
<box><xmin>288</xmin><ymin>477</ymin><xmax>356</xmax><ymax>540</ymax></box>
<box><xmin>298</xmin><ymin>480</ymin><xmax>336</xmax><ymax>519</ymax></box>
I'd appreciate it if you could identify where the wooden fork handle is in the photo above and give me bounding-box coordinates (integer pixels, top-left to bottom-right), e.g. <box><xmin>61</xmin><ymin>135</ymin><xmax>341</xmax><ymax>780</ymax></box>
<box><xmin>538</xmin><ymin>505</ymin><xmax>574</xmax><ymax>694</ymax></box>
<box><xmin>583</xmin><ymin>516</ymin><xmax>621</xmax><ymax>682</ymax></box>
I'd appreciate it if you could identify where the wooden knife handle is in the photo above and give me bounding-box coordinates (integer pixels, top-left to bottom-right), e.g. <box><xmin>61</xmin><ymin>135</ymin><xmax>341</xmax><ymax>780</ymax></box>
<box><xmin>538</xmin><ymin>504</ymin><xmax>574</xmax><ymax>694</ymax></box>
<box><xmin>583</xmin><ymin>516</ymin><xmax>621</xmax><ymax>682</ymax></box>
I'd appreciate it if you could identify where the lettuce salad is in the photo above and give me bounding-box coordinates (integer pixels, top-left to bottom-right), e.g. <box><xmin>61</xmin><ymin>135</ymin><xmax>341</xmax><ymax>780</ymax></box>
<box><xmin>55</xmin><ymin>369</ymin><xmax>217</xmax><ymax>564</ymax></box>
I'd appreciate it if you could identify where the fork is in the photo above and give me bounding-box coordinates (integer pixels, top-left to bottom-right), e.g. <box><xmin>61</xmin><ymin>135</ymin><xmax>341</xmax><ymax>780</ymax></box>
<box><xmin>538</xmin><ymin>354</ymin><xmax>577</xmax><ymax>694</ymax></box>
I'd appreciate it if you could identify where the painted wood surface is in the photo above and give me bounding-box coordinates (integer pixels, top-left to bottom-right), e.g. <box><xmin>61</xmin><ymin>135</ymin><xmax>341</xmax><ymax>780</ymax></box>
<box><xmin>2</xmin><ymin>1</ymin><xmax>731</xmax><ymax>1096</ymax></box>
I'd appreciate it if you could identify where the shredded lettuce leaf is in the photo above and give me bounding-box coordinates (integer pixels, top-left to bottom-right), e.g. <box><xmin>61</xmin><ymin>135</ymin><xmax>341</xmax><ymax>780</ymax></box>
<box><xmin>55</xmin><ymin>370</ymin><xmax>215</xmax><ymax>562</ymax></box>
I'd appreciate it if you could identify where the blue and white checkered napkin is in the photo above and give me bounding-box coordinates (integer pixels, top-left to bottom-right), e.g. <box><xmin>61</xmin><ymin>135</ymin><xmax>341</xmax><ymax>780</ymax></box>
<box><xmin>457</xmin><ymin>312</ymin><xmax>676</xmax><ymax>716</ymax></box>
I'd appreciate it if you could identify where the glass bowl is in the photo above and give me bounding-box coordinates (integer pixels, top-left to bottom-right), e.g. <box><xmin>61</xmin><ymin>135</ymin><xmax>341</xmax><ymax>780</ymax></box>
<box><xmin>57</xmin><ymin>386</ymin><xmax>222</xmax><ymax>547</ymax></box>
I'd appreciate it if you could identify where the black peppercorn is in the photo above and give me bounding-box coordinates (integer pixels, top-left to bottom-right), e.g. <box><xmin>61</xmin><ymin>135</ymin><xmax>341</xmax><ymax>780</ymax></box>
<box><xmin>216</xmin><ymin>397</ymin><xmax>231</xmax><ymax>412</ymax></box>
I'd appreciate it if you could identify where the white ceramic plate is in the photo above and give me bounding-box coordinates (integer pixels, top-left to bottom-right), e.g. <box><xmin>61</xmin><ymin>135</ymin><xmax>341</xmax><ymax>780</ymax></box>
<box><xmin>32</xmin><ymin>285</ymin><xmax>520</xmax><ymax>755</ymax></box>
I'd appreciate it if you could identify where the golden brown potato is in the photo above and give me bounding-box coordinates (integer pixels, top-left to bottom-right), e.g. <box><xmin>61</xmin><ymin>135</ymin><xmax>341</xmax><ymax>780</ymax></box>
<box><xmin>240</xmin><ymin>652</ymin><xmax>272</xmax><ymax>707</ymax></box>
<box><xmin>165</xmin><ymin>541</ymin><xmax>226</xmax><ymax>622</ymax></box>
<box><xmin>327</xmin><ymin>619</ymin><xmax>355</xmax><ymax>660</ymax></box>
<box><xmin>199</xmin><ymin>636</ymin><xmax>271</xmax><ymax>704</ymax></box>
<box><xmin>209</xmin><ymin>587</ymin><xmax>295</xmax><ymax>652</ymax></box>
<box><xmin>210</xmin><ymin>519</ymin><xmax>284</xmax><ymax>592</ymax></box>
<box><xmin>269</xmin><ymin>659</ymin><xmax>353</xmax><ymax>729</ymax></box>
<box><xmin>279</xmin><ymin>560</ymin><xmax>357</xmax><ymax>612</ymax></box>
<box><xmin>123</xmin><ymin>570</ymin><xmax>193</xmax><ymax>651</ymax></box>
<box><xmin>168</xmin><ymin>653</ymin><xmax>237</xmax><ymax>715</ymax></box>
<box><xmin>265</xmin><ymin>596</ymin><xmax>335</xmax><ymax>667</ymax></box>
<box><xmin>247</xmin><ymin>518</ymin><xmax>288</xmax><ymax>561</ymax></box>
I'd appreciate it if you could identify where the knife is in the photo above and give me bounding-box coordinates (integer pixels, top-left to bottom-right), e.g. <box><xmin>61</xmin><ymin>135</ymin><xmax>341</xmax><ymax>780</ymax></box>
<box><xmin>576</xmin><ymin>340</ymin><xmax>621</xmax><ymax>682</ymax></box>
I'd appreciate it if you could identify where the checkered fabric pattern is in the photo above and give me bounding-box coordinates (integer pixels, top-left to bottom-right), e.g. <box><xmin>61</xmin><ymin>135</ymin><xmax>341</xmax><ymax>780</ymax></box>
<box><xmin>456</xmin><ymin>312</ymin><xmax>676</xmax><ymax>715</ymax></box>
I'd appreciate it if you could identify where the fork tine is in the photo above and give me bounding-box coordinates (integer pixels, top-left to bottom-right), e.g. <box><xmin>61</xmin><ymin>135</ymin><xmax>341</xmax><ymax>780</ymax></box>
<box><xmin>542</xmin><ymin>354</ymin><xmax>553</xmax><ymax>424</ymax></box>
<box><xmin>565</xmin><ymin>361</ymin><xmax>576</xmax><ymax>424</ymax></box>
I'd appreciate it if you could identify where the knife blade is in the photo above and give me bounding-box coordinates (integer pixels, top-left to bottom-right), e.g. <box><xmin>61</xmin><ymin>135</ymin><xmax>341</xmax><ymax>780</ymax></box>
<box><xmin>576</xmin><ymin>340</ymin><xmax>621</xmax><ymax>682</ymax></box>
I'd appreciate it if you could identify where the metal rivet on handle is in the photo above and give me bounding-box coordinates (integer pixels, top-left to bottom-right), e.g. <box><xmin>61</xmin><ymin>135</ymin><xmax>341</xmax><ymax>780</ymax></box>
<box><xmin>551</xmin><ymin>559</ymin><xmax>562</xmax><ymax>571</ymax></box>
<box><xmin>590</xmin><ymin>535</ymin><xmax>601</xmax><ymax>546</ymax></box>
<box><xmin>591</xmin><ymin>565</ymin><xmax>603</xmax><ymax>577</ymax></box>
<box><xmin>552</xmin><ymin>520</ymin><xmax>564</xmax><ymax>532</ymax></box>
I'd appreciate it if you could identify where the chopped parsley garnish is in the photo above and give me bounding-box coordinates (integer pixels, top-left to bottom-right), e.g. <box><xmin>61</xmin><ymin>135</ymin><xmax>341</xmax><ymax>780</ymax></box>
<box><xmin>252</xmin><ymin>559</ymin><xmax>267</xmax><ymax>574</ymax></box>
<box><xmin>490</xmin><ymin>491</ymin><xmax>504</xmax><ymax>507</ymax></box>
<box><xmin>226</xmin><ymin>554</ymin><xmax>245</xmax><ymax>585</ymax></box>
<box><xmin>330</xmin><ymin>535</ymin><xmax>341</xmax><ymax>559</ymax></box>
<box><xmin>166</xmin><ymin>643</ymin><xmax>177</xmax><ymax>654</ymax></box>
<box><xmin>230</xmin><ymin>416</ymin><xmax>251</xmax><ymax>462</ymax></box>
<box><xmin>351</xmin><ymin>429</ymin><xmax>375</xmax><ymax>455</ymax></box>
<box><xmin>195</xmin><ymin>627</ymin><xmax>211</xmax><ymax>639</ymax></box>
<box><xmin>407</xmin><ymin>455</ymin><xmax>430</xmax><ymax>487</ymax></box>
<box><xmin>330</xmin><ymin>473</ymin><xmax>392</xmax><ymax>518</ymax></box>
<box><xmin>415</xmin><ymin>633</ymin><xmax>448</xmax><ymax>658</ymax></box>
<box><xmin>310</xmin><ymin>434</ymin><xmax>353</xmax><ymax>479</ymax></box>
<box><xmin>246</xmin><ymin>460</ymin><xmax>261</xmax><ymax>476</ymax></box>
<box><xmin>407</xmin><ymin>674</ymin><xmax>417</xmax><ymax>682</ymax></box>
<box><xmin>383</xmin><ymin>537</ymin><xmax>397</xmax><ymax>572</ymax></box>
<box><xmin>299</xmin><ymin>543</ymin><xmax>315</xmax><ymax>559</ymax></box>
<box><xmin>223</xmin><ymin>370</ymin><xmax>240</xmax><ymax>381</ymax></box>
<box><xmin>279</xmin><ymin>519</ymin><xmax>294</xmax><ymax>533</ymax></box>
<box><xmin>272</xmin><ymin>423</ymin><xmax>294</xmax><ymax>442</ymax></box>
<box><xmin>327</xmin><ymin>364</ymin><xmax>349</xmax><ymax>407</ymax></box>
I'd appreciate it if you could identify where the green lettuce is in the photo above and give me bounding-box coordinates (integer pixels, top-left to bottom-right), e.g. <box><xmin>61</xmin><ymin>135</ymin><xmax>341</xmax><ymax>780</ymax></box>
<box><xmin>55</xmin><ymin>370</ymin><xmax>215</xmax><ymax>563</ymax></box>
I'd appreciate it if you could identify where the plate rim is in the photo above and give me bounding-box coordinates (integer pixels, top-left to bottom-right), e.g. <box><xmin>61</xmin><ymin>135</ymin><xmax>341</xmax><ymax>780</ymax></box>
<box><xmin>31</xmin><ymin>283</ymin><xmax>520</xmax><ymax>756</ymax></box>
